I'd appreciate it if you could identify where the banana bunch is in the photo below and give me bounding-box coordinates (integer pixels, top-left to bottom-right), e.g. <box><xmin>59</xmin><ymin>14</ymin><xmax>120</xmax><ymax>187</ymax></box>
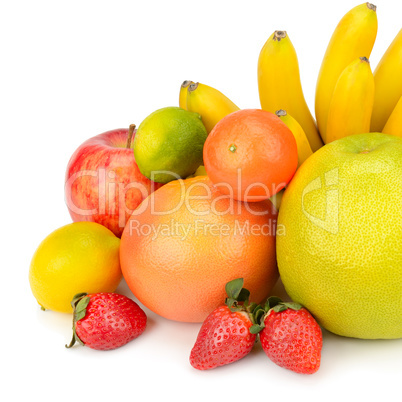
<box><xmin>314</xmin><ymin>3</ymin><xmax>402</xmax><ymax>143</ymax></box>
<box><xmin>315</xmin><ymin>3</ymin><xmax>378</xmax><ymax>143</ymax></box>
<box><xmin>180</xmin><ymin>2</ymin><xmax>402</xmax><ymax>173</ymax></box>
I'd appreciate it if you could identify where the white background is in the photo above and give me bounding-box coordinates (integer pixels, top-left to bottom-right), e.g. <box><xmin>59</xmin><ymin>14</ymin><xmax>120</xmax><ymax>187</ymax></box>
<box><xmin>2</xmin><ymin>0</ymin><xmax>401</xmax><ymax>401</ymax></box>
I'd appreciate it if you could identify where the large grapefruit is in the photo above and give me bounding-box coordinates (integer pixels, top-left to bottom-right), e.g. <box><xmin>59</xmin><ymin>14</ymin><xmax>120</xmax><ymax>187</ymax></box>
<box><xmin>120</xmin><ymin>176</ymin><xmax>278</xmax><ymax>322</ymax></box>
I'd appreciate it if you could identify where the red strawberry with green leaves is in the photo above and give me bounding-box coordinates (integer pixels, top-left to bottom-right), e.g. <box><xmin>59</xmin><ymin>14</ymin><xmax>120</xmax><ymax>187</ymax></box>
<box><xmin>252</xmin><ymin>296</ymin><xmax>322</xmax><ymax>374</ymax></box>
<box><xmin>190</xmin><ymin>278</ymin><xmax>263</xmax><ymax>370</ymax></box>
<box><xmin>66</xmin><ymin>292</ymin><xmax>147</xmax><ymax>351</ymax></box>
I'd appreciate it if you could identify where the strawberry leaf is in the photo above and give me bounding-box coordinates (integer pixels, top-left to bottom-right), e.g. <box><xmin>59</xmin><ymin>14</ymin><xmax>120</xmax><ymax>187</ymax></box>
<box><xmin>74</xmin><ymin>310</ymin><xmax>86</xmax><ymax>322</ymax></box>
<box><xmin>75</xmin><ymin>296</ymin><xmax>90</xmax><ymax>315</ymax></box>
<box><xmin>264</xmin><ymin>296</ymin><xmax>283</xmax><ymax>311</ymax></box>
<box><xmin>225</xmin><ymin>297</ymin><xmax>238</xmax><ymax>308</ymax></box>
<box><xmin>228</xmin><ymin>305</ymin><xmax>242</xmax><ymax>313</ymax></box>
<box><xmin>236</xmin><ymin>288</ymin><xmax>250</xmax><ymax>303</ymax></box>
<box><xmin>282</xmin><ymin>302</ymin><xmax>303</xmax><ymax>311</ymax></box>
<box><xmin>272</xmin><ymin>304</ymin><xmax>288</xmax><ymax>313</ymax></box>
<box><xmin>249</xmin><ymin>324</ymin><xmax>264</xmax><ymax>334</ymax></box>
<box><xmin>253</xmin><ymin>307</ymin><xmax>266</xmax><ymax>325</ymax></box>
<box><xmin>246</xmin><ymin>302</ymin><xmax>259</xmax><ymax>313</ymax></box>
<box><xmin>70</xmin><ymin>292</ymin><xmax>88</xmax><ymax>309</ymax></box>
<box><xmin>66</xmin><ymin>293</ymin><xmax>90</xmax><ymax>349</ymax></box>
<box><xmin>225</xmin><ymin>278</ymin><xmax>244</xmax><ymax>300</ymax></box>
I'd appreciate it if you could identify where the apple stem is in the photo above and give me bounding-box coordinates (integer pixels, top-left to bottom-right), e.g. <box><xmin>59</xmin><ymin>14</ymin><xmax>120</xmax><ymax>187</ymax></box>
<box><xmin>126</xmin><ymin>124</ymin><xmax>136</xmax><ymax>148</ymax></box>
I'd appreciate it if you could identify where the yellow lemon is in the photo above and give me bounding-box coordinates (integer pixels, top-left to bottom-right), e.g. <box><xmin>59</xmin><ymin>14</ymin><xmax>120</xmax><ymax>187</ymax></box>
<box><xmin>29</xmin><ymin>222</ymin><xmax>121</xmax><ymax>313</ymax></box>
<box><xmin>277</xmin><ymin>133</ymin><xmax>402</xmax><ymax>339</ymax></box>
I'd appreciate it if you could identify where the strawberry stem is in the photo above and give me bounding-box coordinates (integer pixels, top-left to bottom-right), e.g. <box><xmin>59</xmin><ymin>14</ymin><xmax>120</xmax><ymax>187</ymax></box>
<box><xmin>224</xmin><ymin>278</ymin><xmax>266</xmax><ymax>332</ymax></box>
<box><xmin>250</xmin><ymin>297</ymin><xmax>304</xmax><ymax>334</ymax></box>
<box><xmin>223</xmin><ymin>279</ymin><xmax>305</xmax><ymax>335</ymax></box>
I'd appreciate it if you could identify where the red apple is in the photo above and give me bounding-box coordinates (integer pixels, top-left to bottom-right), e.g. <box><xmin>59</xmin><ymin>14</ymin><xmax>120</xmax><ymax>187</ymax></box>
<box><xmin>65</xmin><ymin>125</ymin><xmax>162</xmax><ymax>237</ymax></box>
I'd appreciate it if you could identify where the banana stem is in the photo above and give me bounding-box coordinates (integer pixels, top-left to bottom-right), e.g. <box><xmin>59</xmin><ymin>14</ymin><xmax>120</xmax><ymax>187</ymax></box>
<box><xmin>181</xmin><ymin>80</ymin><xmax>192</xmax><ymax>89</ymax></box>
<box><xmin>188</xmin><ymin>82</ymin><xmax>199</xmax><ymax>92</ymax></box>
<box><xmin>274</xmin><ymin>31</ymin><xmax>287</xmax><ymax>41</ymax></box>
<box><xmin>275</xmin><ymin>109</ymin><xmax>287</xmax><ymax>117</ymax></box>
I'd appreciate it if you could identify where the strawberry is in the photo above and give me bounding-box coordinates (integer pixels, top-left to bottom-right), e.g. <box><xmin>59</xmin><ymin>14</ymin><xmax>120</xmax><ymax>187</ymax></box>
<box><xmin>255</xmin><ymin>297</ymin><xmax>322</xmax><ymax>374</ymax></box>
<box><xmin>190</xmin><ymin>278</ymin><xmax>262</xmax><ymax>370</ymax></box>
<box><xmin>66</xmin><ymin>292</ymin><xmax>147</xmax><ymax>351</ymax></box>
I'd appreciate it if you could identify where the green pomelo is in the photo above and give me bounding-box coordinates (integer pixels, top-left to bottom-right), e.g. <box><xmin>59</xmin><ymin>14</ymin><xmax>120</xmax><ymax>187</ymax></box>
<box><xmin>277</xmin><ymin>132</ymin><xmax>402</xmax><ymax>339</ymax></box>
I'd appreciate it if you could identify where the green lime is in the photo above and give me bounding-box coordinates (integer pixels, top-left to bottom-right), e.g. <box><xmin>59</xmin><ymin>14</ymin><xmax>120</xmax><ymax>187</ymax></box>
<box><xmin>133</xmin><ymin>107</ymin><xmax>208</xmax><ymax>183</ymax></box>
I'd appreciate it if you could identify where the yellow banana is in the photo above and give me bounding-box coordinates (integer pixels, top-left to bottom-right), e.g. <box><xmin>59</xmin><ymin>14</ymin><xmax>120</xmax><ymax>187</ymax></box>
<box><xmin>315</xmin><ymin>3</ymin><xmax>377</xmax><ymax>142</ymax></box>
<box><xmin>382</xmin><ymin>96</ymin><xmax>402</xmax><ymax>138</ymax></box>
<box><xmin>258</xmin><ymin>31</ymin><xmax>323</xmax><ymax>152</ymax></box>
<box><xmin>179</xmin><ymin>80</ymin><xmax>193</xmax><ymax>110</ymax></box>
<box><xmin>186</xmin><ymin>82</ymin><xmax>240</xmax><ymax>133</ymax></box>
<box><xmin>270</xmin><ymin>189</ymin><xmax>284</xmax><ymax>211</ymax></box>
<box><xmin>275</xmin><ymin>109</ymin><xmax>313</xmax><ymax>166</ymax></box>
<box><xmin>326</xmin><ymin>57</ymin><xmax>375</xmax><ymax>143</ymax></box>
<box><xmin>370</xmin><ymin>29</ymin><xmax>402</xmax><ymax>132</ymax></box>
<box><xmin>186</xmin><ymin>165</ymin><xmax>207</xmax><ymax>179</ymax></box>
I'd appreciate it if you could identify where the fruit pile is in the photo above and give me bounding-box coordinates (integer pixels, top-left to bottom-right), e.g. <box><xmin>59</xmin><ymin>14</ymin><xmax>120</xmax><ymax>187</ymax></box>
<box><xmin>29</xmin><ymin>2</ymin><xmax>402</xmax><ymax>375</ymax></box>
